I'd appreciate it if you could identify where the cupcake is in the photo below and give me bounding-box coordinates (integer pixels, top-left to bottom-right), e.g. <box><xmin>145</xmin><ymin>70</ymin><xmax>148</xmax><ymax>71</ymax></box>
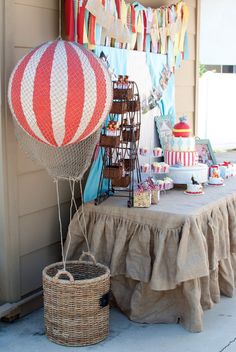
<box><xmin>162</xmin><ymin>163</ymin><xmax>169</xmax><ymax>173</ymax></box>
<box><xmin>152</xmin><ymin>162</ymin><xmax>162</xmax><ymax>173</ymax></box>
<box><xmin>139</xmin><ymin>147</ymin><xmax>149</xmax><ymax>156</ymax></box>
<box><xmin>164</xmin><ymin>177</ymin><xmax>173</xmax><ymax>190</ymax></box>
<box><xmin>153</xmin><ymin>147</ymin><xmax>162</xmax><ymax>157</ymax></box>
<box><xmin>141</xmin><ymin>163</ymin><xmax>150</xmax><ymax>173</ymax></box>
<box><xmin>156</xmin><ymin>180</ymin><xmax>165</xmax><ymax>191</ymax></box>
<box><xmin>106</xmin><ymin>130</ymin><xmax>119</xmax><ymax>136</ymax></box>
<box><xmin>106</xmin><ymin>121</ymin><xmax>120</xmax><ymax>136</ymax></box>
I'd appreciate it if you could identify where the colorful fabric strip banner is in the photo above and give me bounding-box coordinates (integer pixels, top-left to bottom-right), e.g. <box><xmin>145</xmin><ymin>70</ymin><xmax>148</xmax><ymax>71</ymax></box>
<box><xmin>65</xmin><ymin>0</ymin><xmax>189</xmax><ymax>70</ymax></box>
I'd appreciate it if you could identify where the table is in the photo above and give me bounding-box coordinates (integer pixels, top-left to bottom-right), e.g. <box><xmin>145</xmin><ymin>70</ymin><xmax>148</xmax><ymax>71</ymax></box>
<box><xmin>65</xmin><ymin>178</ymin><xmax>236</xmax><ymax>332</ymax></box>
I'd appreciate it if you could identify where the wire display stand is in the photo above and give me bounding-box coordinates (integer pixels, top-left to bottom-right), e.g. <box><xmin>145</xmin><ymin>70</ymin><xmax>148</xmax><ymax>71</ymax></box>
<box><xmin>95</xmin><ymin>79</ymin><xmax>142</xmax><ymax>207</ymax></box>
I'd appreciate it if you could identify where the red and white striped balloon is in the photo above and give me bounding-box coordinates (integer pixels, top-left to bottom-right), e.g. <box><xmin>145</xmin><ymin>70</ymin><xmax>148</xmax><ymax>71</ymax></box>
<box><xmin>8</xmin><ymin>40</ymin><xmax>113</xmax><ymax>147</ymax></box>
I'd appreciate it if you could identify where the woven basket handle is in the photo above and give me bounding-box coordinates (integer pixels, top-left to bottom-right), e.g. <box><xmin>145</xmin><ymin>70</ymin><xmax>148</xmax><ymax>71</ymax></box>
<box><xmin>79</xmin><ymin>251</ymin><xmax>97</xmax><ymax>265</ymax></box>
<box><xmin>53</xmin><ymin>270</ymin><xmax>75</xmax><ymax>282</ymax></box>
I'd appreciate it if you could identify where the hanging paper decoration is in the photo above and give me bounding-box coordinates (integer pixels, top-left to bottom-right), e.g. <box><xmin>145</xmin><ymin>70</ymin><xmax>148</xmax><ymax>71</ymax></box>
<box><xmin>65</xmin><ymin>0</ymin><xmax>189</xmax><ymax>70</ymax></box>
<box><xmin>140</xmin><ymin>64</ymin><xmax>172</xmax><ymax>115</ymax></box>
<box><xmin>8</xmin><ymin>39</ymin><xmax>113</xmax><ymax>147</ymax></box>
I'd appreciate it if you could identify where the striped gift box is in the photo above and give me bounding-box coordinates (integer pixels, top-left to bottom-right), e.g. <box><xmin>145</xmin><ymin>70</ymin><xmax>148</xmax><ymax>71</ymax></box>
<box><xmin>164</xmin><ymin>151</ymin><xmax>198</xmax><ymax>166</ymax></box>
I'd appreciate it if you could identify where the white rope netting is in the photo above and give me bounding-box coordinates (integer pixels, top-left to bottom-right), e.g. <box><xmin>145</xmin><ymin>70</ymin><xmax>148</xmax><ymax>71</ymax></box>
<box><xmin>15</xmin><ymin>121</ymin><xmax>101</xmax><ymax>181</ymax></box>
<box><xmin>15</xmin><ymin>121</ymin><xmax>99</xmax><ymax>270</ymax></box>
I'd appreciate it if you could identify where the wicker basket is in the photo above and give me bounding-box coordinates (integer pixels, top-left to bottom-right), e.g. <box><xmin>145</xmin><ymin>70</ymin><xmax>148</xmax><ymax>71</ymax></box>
<box><xmin>122</xmin><ymin>128</ymin><xmax>140</xmax><ymax>142</ymax></box>
<box><xmin>112</xmin><ymin>175</ymin><xmax>130</xmax><ymax>187</ymax></box>
<box><xmin>127</xmin><ymin>100</ymin><xmax>140</xmax><ymax>112</ymax></box>
<box><xmin>103</xmin><ymin>163</ymin><xmax>123</xmax><ymax>179</ymax></box>
<box><xmin>100</xmin><ymin>135</ymin><xmax>120</xmax><ymax>147</ymax></box>
<box><xmin>110</xmin><ymin>101</ymin><xmax>127</xmax><ymax>114</ymax></box>
<box><xmin>113</xmin><ymin>88</ymin><xmax>133</xmax><ymax>100</ymax></box>
<box><xmin>123</xmin><ymin>158</ymin><xmax>136</xmax><ymax>171</ymax></box>
<box><xmin>43</xmin><ymin>253</ymin><xmax>110</xmax><ymax>347</ymax></box>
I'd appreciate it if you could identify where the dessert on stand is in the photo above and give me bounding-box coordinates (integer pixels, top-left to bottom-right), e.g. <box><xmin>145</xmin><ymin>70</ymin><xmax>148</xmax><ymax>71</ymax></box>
<box><xmin>164</xmin><ymin>116</ymin><xmax>208</xmax><ymax>185</ymax></box>
<box><xmin>208</xmin><ymin>165</ymin><xmax>224</xmax><ymax>186</ymax></box>
<box><xmin>139</xmin><ymin>147</ymin><xmax>173</xmax><ymax>188</ymax></box>
<box><xmin>135</xmin><ymin>145</ymin><xmax>173</xmax><ymax>208</ymax></box>
<box><xmin>168</xmin><ymin>163</ymin><xmax>208</xmax><ymax>185</ymax></box>
<box><xmin>184</xmin><ymin>176</ymin><xmax>204</xmax><ymax>195</ymax></box>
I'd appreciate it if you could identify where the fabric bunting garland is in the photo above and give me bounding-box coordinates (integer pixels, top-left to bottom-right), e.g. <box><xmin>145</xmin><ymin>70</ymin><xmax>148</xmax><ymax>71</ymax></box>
<box><xmin>65</xmin><ymin>0</ymin><xmax>189</xmax><ymax>70</ymax></box>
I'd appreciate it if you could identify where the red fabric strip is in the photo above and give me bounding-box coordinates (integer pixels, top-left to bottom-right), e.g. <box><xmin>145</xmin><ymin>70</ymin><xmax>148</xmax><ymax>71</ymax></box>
<box><xmin>65</xmin><ymin>0</ymin><xmax>75</xmax><ymax>41</ymax></box>
<box><xmin>131</xmin><ymin>5</ymin><xmax>136</xmax><ymax>33</ymax></box>
<box><xmin>115</xmin><ymin>0</ymin><xmax>121</xmax><ymax>19</ymax></box>
<box><xmin>11</xmin><ymin>47</ymin><xmax>41</xmax><ymax>141</ymax></box>
<box><xmin>89</xmin><ymin>13</ymin><xmax>96</xmax><ymax>45</ymax></box>
<box><xmin>143</xmin><ymin>11</ymin><xmax>147</xmax><ymax>51</ymax></box>
<box><xmin>77</xmin><ymin>2</ymin><xmax>86</xmax><ymax>44</ymax></box>
<box><xmin>33</xmin><ymin>42</ymin><xmax>57</xmax><ymax>146</ymax></box>
<box><xmin>63</xmin><ymin>42</ymin><xmax>85</xmax><ymax>145</ymax></box>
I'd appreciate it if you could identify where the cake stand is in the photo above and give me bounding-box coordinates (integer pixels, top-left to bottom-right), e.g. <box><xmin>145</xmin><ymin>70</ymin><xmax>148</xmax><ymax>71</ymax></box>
<box><xmin>169</xmin><ymin>163</ymin><xmax>208</xmax><ymax>185</ymax></box>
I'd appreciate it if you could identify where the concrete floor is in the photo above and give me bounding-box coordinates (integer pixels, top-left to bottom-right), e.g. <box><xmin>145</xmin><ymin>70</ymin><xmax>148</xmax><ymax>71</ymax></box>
<box><xmin>1</xmin><ymin>295</ymin><xmax>236</xmax><ymax>352</ymax></box>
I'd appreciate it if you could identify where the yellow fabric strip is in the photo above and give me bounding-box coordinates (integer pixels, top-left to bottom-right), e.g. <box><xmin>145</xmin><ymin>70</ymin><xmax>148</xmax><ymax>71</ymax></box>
<box><xmin>173</xmin><ymin>128</ymin><xmax>191</xmax><ymax>132</ymax></box>
<box><xmin>137</xmin><ymin>12</ymin><xmax>143</xmax><ymax>33</ymax></box>
<box><xmin>121</xmin><ymin>0</ymin><xmax>127</xmax><ymax>25</ymax></box>
<box><xmin>179</xmin><ymin>3</ymin><xmax>189</xmax><ymax>52</ymax></box>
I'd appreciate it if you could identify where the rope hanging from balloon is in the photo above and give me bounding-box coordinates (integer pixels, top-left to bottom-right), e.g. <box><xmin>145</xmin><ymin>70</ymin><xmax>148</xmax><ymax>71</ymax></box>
<box><xmin>55</xmin><ymin>178</ymin><xmax>90</xmax><ymax>271</ymax></box>
<box><xmin>58</xmin><ymin>0</ymin><xmax>62</xmax><ymax>39</ymax></box>
<box><xmin>8</xmin><ymin>36</ymin><xmax>113</xmax><ymax>268</ymax></box>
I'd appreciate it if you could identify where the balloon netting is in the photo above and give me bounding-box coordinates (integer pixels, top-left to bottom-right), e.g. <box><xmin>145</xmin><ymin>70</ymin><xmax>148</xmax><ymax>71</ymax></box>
<box><xmin>15</xmin><ymin>122</ymin><xmax>101</xmax><ymax>180</ymax></box>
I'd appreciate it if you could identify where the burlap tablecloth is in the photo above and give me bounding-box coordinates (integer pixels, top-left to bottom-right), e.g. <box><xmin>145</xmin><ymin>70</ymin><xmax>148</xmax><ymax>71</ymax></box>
<box><xmin>65</xmin><ymin>178</ymin><xmax>236</xmax><ymax>332</ymax></box>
